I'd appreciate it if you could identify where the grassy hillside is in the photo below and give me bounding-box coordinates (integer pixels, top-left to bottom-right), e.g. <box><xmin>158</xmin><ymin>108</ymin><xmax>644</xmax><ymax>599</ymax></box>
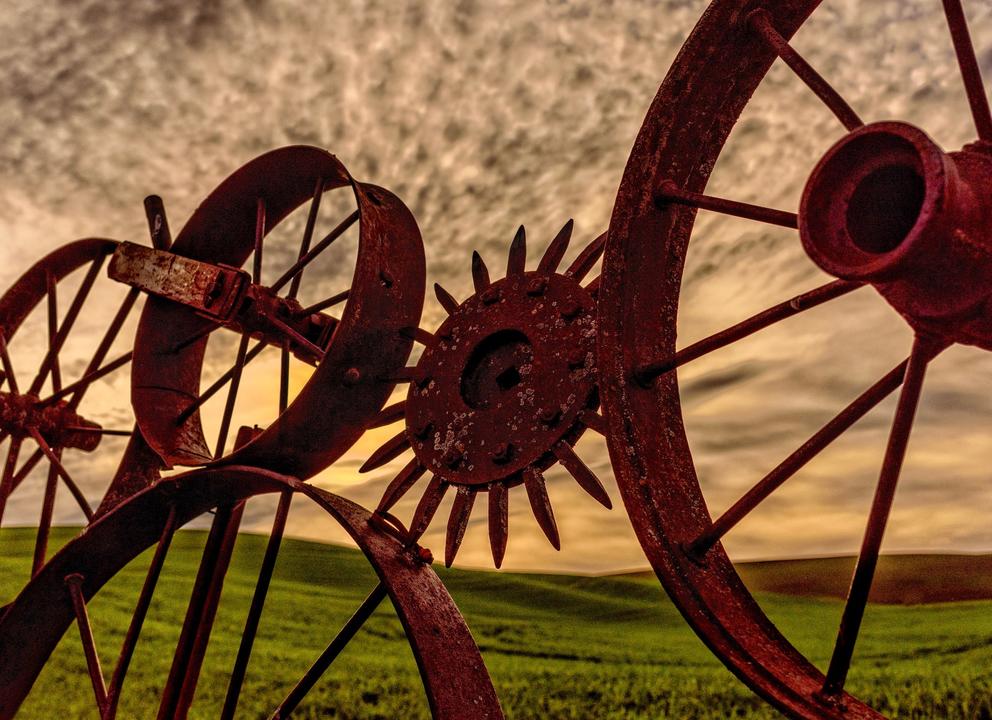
<box><xmin>3</xmin><ymin>528</ymin><xmax>992</xmax><ymax>719</ymax></box>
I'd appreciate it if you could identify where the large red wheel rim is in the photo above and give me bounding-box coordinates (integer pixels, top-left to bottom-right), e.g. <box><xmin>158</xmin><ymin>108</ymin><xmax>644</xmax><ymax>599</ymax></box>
<box><xmin>598</xmin><ymin>1</ymin><xmax>889</xmax><ymax>718</ymax></box>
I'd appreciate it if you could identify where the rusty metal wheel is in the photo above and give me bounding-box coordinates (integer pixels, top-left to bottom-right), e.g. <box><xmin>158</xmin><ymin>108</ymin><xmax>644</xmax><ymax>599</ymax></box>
<box><xmin>0</xmin><ymin>238</ymin><xmax>142</xmax><ymax>578</ymax></box>
<box><xmin>359</xmin><ymin>223</ymin><xmax>612</xmax><ymax>568</ymax></box>
<box><xmin>122</xmin><ymin>146</ymin><xmax>425</xmax><ymax>479</ymax></box>
<box><xmin>599</xmin><ymin>1</ymin><xmax>992</xmax><ymax>718</ymax></box>
<box><xmin>0</xmin><ymin>465</ymin><xmax>502</xmax><ymax>720</ymax></box>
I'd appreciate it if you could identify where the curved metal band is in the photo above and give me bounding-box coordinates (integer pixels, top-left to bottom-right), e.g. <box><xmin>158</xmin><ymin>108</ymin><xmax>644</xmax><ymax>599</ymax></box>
<box><xmin>599</xmin><ymin>1</ymin><xmax>881</xmax><ymax>718</ymax></box>
<box><xmin>0</xmin><ymin>238</ymin><xmax>117</xmax><ymax>337</ymax></box>
<box><xmin>130</xmin><ymin>146</ymin><xmax>426</xmax><ymax>477</ymax></box>
<box><xmin>0</xmin><ymin>466</ymin><xmax>502</xmax><ymax>719</ymax></box>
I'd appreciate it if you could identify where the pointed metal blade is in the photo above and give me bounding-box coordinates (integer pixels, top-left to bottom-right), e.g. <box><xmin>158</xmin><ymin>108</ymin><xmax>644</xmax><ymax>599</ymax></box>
<box><xmin>554</xmin><ymin>441</ymin><xmax>612</xmax><ymax>508</ymax></box>
<box><xmin>377</xmin><ymin>457</ymin><xmax>427</xmax><ymax>512</ymax></box>
<box><xmin>471</xmin><ymin>251</ymin><xmax>491</xmax><ymax>293</ymax></box>
<box><xmin>538</xmin><ymin>219</ymin><xmax>573</xmax><ymax>275</ymax></box>
<box><xmin>507</xmin><ymin>226</ymin><xmax>527</xmax><ymax>277</ymax></box>
<box><xmin>488</xmin><ymin>482</ymin><xmax>509</xmax><ymax>568</ymax></box>
<box><xmin>368</xmin><ymin>400</ymin><xmax>407</xmax><ymax>429</ymax></box>
<box><xmin>409</xmin><ymin>476</ymin><xmax>449</xmax><ymax>541</ymax></box>
<box><xmin>445</xmin><ymin>486</ymin><xmax>477</xmax><ymax>567</ymax></box>
<box><xmin>524</xmin><ymin>467</ymin><xmax>560</xmax><ymax>550</ymax></box>
<box><xmin>434</xmin><ymin>283</ymin><xmax>459</xmax><ymax>315</ymax></box>
<box><xmin>565</xmin><ymin>231</ymin><xmax>607</xmax><ymax>282</ymax></box>
<box><xmin>359</xmin><ymin>430</ymin><xmax>411</xmax><ymax>473</ymax></box>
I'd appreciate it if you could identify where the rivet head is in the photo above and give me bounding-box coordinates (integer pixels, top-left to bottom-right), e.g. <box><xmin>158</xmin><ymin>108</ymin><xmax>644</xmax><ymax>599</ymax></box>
<box><xmin>491</xmin><ymin>442</ymin><xmax>513</xmax><ymax>464</ymax></box>
<box><xmin>526</xmin><ymin>277</ymin><xmax>547</xmax><ymax>296</ymax></box>
<box><xmin>342</xmin><ymin>367</ymin><xmax>362</xmax><ymax>386</ymax></box>
<box><xmin>481</xmin><ymin>286</ymin><xmax>501</xmax><ymax>304</ymax></box>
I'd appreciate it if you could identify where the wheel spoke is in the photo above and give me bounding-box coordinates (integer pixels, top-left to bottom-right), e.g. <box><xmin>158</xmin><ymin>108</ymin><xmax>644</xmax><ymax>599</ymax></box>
<box><xmin>31</xmin><ymin>460</ymin><xmax>60</xmax><ymax>576</ymax></box>
<box><xmin>748</xmin><ymin>10</ymin><xmax>863</xmax><ymax>131</ymax></box>
<box><xmin>820</xmin><ymin>335</ymin><xmax>944</xmax><ymax>698</ymax></box>
<box><xmin>176</xmin><ymin>340</ymin><xmax>267</xmax><ymax>425</ymax></box>
<box><xmin>270</xmin><ymin>583</ymin><xmax>388</xmax><ymax>720</ymax></box>
<box><xmin>41</xmin><ymin>351</ymin><xmax>134</xmax><ymax>406</ymax></box>
<box><xmin>46</xmin><ymin>272</ymin><xmax>62</xmax><ymax>392</ymax></box>
<box><xmin>279</xmin><ymin>348</ymin><xmax>290</xmax><ymax>414</ymax></box>
<box><xmin>287</xmin><ymin>178</ymin><xmax>325</xmax><ymax>300</ymax></box>
<box><xmin>7</xmin><ymin>447</ymin><xmax>44</xmax><ymax>498</ymax></box>
<box><xmin>158</xmin><ymin>502</ymin><xmax>244</xmax><ymax>720</ymax></box>
<box><xmin>30</xmin><ymin>428</ymin><xmax>94</xmax><ymax>521</ymax></box>
<box><xmin>654</xmin><ymin>180</ymin><xmax>798</xmax><ymax>228</ymax></box>
<box><xmin>0</xmin><ymin>437</ymin><xmax>25</xmax><ymax>525</ymax></box>
<box><xmin>636</xmin><ymin>279</ymin><xmax>863</xmax><ymax>383</ymax></box>
<box><xmin>65</xmin><ymin>573</ymin><xmax>108</xmax><ymax>714</ymax></box>
<box><xmin>270</xmin><ymin>210</ymin><xmax>360</xmax><ymax>293</ymax></box>
<box><xmin>687</xmin><ymin>357</ymin><xmax>910</xmax><ymax>559</ymax></box>
<box><xmin>293</xmin><ymin>289</ymin><xmax>350</xmax><ymax>318</ymax></box>
<box><xmin>252</xmin><ymin>198</ymin><xmax>266</xmax><ymax>285</ymax></box>
<box><xmin>103</xmin><ymin>507</ymin><xmax>177</xmax><ymax>720</ymax></box>
<box><xmin>29</xmin><ymin>253</ymin><xmax>106</xmax><ymax>396</ymax></box>
<box><xmin>0</xmin><ymin>331</ymin><xmax>19</xmax><ymax>395</ymax></box>
<box><xmin>215</xmin><ymin>335</ymin><xmax>252</xmax><ymax>458</ymax></box>
<box><xmin>221</xmin><ymin>491</ymin><xmax>292</xmax><ymax>720</ymax></box>
<box><xmin>941</xmin><ymin>0</ymin><xmax>992</xmax><ymax>142</ymax></box>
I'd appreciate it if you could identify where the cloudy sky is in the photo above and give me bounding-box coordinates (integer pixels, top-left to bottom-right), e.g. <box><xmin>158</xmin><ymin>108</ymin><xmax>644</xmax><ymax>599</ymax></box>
<box><xmin>2</xmin><ymin>0</ymin><xmax>992</xmax><ymax>573</ymax></box>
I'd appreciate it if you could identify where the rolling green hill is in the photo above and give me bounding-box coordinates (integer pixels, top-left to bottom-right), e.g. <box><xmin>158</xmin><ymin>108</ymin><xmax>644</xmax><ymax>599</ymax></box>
<box><xmin>3</xmin><ymin>528</ymin><xmax>992</xmax><ymax>719</ymax></box>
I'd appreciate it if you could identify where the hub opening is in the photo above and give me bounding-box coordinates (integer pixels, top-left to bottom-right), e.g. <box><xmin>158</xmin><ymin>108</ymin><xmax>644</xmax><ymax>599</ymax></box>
<box><xmin>460</xmin><ymin>329</ymin><xmax>533</xmax><ymax>410</ymax></box>
<box><xmin>846</xmin><ymin>165</ymin><xmax>925</xmax><ymax>254</ymax></box>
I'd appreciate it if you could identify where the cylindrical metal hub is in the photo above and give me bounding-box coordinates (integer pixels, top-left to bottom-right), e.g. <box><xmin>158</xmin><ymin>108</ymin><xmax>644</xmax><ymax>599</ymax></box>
<box><xmin>800</xmin><ymin>121</ymin><xmax>992</xmax><ymax>345</ymax></box>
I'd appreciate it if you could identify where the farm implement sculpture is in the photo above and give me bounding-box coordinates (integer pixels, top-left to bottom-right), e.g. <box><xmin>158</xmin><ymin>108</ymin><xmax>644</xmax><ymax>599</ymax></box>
<box><xmin>1</xmin><ymin>0</ymin><xmax>991</xmax><ymax>718</ymax></box>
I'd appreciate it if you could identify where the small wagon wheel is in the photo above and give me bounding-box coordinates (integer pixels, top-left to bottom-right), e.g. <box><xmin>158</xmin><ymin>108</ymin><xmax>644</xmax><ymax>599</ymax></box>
<box><xmin>599</xmin><ymin>0</ymin><xmax>992</xmax><ymax>717</ymax></box>
<box><xmin>0</xmin><ymin>238</ymin><xmax>141</xmax><ymax>577</ymax></box>
<box><xmin>0</xmin><ymin>465</ymin><xmax>502</xmax><ymax>719</ymax></box>
<box><xmin>126</xmin><ymin>146</ymin><xmax>425</xmax><ymax>479</ymax></box>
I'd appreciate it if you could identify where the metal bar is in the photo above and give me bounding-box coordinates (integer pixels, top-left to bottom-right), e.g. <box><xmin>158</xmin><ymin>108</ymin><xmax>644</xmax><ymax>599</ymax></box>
<box><xmin>0</xmin><ymin>437</ymin><xmax>24</xmax><ymax>525</ymax></box>
<box><xmin>270</xmin><ymin>210</ymin><xmax>360</xmax><ymax>293</ymax></box>
<box><xmin>65</xmin><ymin>573</ymin><xmax>108</xmax><ymax>714</ymax></box>
<box><xmin>748</xmin><ymin>9</ymin><xmax>863</xmax><ymax>131</ymax></box>
<box><xmin>176</xmin><ymin>340</ymin><xmax>267</xmax><ymax>425</ymax></box>
<box><xmin>294</xmin><ymin>289</ymin><xmax>350</xmax><ymax>318</ymax></box>
<box><xmin>687</xmin><ymin>357</ymin><xmax>909</xmax><ymax>558</ymax></box>
<box><xmin>220</xmin><ymin>490</ymin><xmax>293</xmax><ymax>720</ymax></box>
<box><xmin>269</xmin><ymin>583</ymin><xmax>388</xmax><ymax>720</ymax></box>
<box><xmin>654</xmin><ymin>180</ymin><xmax>798</xmax><ymax>229</ymax></box>
<box><xmin>29</xmin><ymin>428</ymin><xmax>94</xmax><ymax>521</ymax></box>
<box><xmin>0</xmin><ymin>332</ymin><xmax>19</xmax><ymax>395</ymax></box>
<box><xmin>941</xmin><ymin>0</ymin><xmax>992</xmax><ymax>142</ymax></box>
<box><xmin>253</xmin><ymin>198</ymin><xmax>266</xmax><ymax>285</ymax></box>
<box><xmin>156</xmin><ymin>502</ymin><xmax>240</xmax><ymax>720</ymax></box>
<box><xmin>29</xmin><ymin>253</ymin><xmax>107</xmax><ymax>396</ymax></box>
<box><xmin>266</xmin><ymin>314</ymin><xmax>325</xmax><ymax>359</ymax></box>
<box><xmin>46</xmin><ymin>272</ymin><xmax>61</xmax><ymax>392</ymax></box>
<box><xmin>636</xmin><ymin>279</ymin><xmax>862</xmax><ymax>383</ymax></box>
<box><xmin>40</xmin><ymin>351</ymin><xmax>133</xmax><ymax>406</ymax></box>
<box><xmin>821</xmin><ymin>335</ymin><xmax>943</xmax><ymax>698</ymax></box>
<box><xmin>67</xmin><ymin>286</ymin><xmax>140</xmax><ymax>411</ymax></box>
<box><xmin>103</xmin><ymin>507</ymin><xmax>178</xmax><ymax>720</ymax></box>
<box><xmin>64</xmin><ymin>427</ymin><xmax>133</xmax><ymax>437</ymax></box>
<box><xmin>7</xmin><ymin>447</ymin><xmax>43</xmax><ymax>497</ymax></box>
<box><xmin>144</xmin><ymin>195</ymin><xmax>173</xmax><ymax>250</ymax></box>
<box><xmin>31</xmin><ymin>459</ymin><xmax>60</xmax><ymax>576</ymax></box>
<box><xmin>279</xmin><ymin>348</ymin><xmax>290</xmax><ymax>414</ymax></box>
<box><xmin>288</xmin><ymin>179</ymin><xmax>325</xmax><ymax>300</ymax></box>
<box><xmin>215</xmin><ymin>335</ymin><xmax>251</xmax><ymax>458</ymax></box>
<box><xmin>173</xmin><ymin>502</ymin><xmax>245</xmax><ymax>719</ymax></box>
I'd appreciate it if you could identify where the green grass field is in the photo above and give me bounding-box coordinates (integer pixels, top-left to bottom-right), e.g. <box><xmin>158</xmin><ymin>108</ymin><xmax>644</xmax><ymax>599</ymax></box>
<box><xmin>4</xmin><ymin>528</ymin><xmax>992</xmax><ymax>719</ymax></box>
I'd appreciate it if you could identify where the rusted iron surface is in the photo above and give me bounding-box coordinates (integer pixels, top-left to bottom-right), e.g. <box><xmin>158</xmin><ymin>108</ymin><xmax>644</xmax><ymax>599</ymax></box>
<box><xmin>600</xmin><ymin>0</ymin><xmax>992</xmax><ymax>718</ymax></box>
<box><xmin>362</xmin><ymin>224</ymin><xmax>612</xmax><ymax>568</ymax></box>
<box><xmin>128</xmin><ymin>146</ymin><xmax>425</xmax><ymax>476</ymax></box>
<box><xmin>0</xmin><ymin>467</ymin><xmax>503</xmax><ymax>719</ymax></box>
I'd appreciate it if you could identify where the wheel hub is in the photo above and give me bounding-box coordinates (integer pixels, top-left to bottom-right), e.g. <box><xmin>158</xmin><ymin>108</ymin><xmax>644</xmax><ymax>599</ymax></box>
<box><xmin>0</xmin><ymin>390</ymin><xmax>102</xmax><ymax>452</ymax></box>
<box><xmin>405</xmin><ymin>271</ymin><xmax>597</xmax><ymax>486</ymax></box>
<box><xmin>800</xmin><ymin>121</ymin><xmax>992</xmax><ymax>348</ymax></box>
